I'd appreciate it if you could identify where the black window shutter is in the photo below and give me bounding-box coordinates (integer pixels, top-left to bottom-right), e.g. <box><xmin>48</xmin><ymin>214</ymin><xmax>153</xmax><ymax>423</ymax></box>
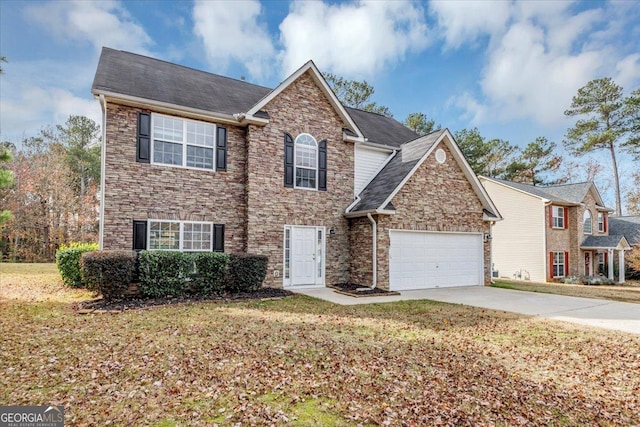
<box><xmin>318</xmin><ymin>139</ymin><xmax>327</xmax><ymax>191</ymax></box>
<box><xmin>137</xmin><ymin>113</ymin><xmax>151</xmax><ymax>163</ymax></box>
<box><xmin>284</xmin><ymin>133</ymin><xmax>294</xmax><ymax>188</ymax></box>
<box><xmin>213</xmin><ymin>224</ymin><xmax>225</xmax><ymax>252</ymax></box>
<box><xmin>216</xmin><ymin>126</ymin><xmax>227</xmax><ymax>171</ymax></box>
<box><xmin>133</xmin><ymin>220</ymin><xmax>147</xmax><ymax>251</ymax></box>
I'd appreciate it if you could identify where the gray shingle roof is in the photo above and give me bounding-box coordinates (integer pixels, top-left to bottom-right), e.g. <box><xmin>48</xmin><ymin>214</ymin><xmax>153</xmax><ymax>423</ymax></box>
<box><xmin>92</xmin><ymin>47</ymin><xmax>272</xmax><ymax>115</ymax></box>
<box><xmin>489</xmin><ymin>179</ymin><xmax>596</xmax><ymax>205</ymax></box>
<box><xmin>351</xmin><ymin>130</ymin><xmax>445</xmax><ymax>212</ymax></box>
<box><xmin>581</xmin><ymin>235</ymin><xmax>628</xmax><ymax>249</ymax></box>
<box><xmin>608</xmin><ymin>216</ymin><xmax>640</xmax><ymax>245</ymax></box>
<box><xmin>345</xmin><ymin>107</ymin><xmax>420</xmax><ymax>148</ymax></box>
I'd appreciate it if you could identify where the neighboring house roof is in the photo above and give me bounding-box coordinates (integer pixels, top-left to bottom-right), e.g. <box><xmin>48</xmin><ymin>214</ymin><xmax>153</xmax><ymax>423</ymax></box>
<box><xmin>581</xmin><ymin>235</ymin><xmax>631</xmax><ymax>251</ymax></box>
<box><xmin>347</xmin><ymin>129</ymin><xmax>502</xmax><ymax>221</ymax></box>
<box><xmin>92</xmin><ymin>47</ymin><xmax>271</xmax><ymax>117</ymax></box>
<box><xmin>345</xmin><ymin>107</ymin><xmax>420</xmax><ymax>148</ymax></box>
<box><xmin>608</xmin><ymin>216</ymin><xmax>640</xmax><ymax>246</ymax></box>
<box><xmin>480</xmin><ymin>178</ymin><xmax>611</xmax><ymax>210</ymax></box>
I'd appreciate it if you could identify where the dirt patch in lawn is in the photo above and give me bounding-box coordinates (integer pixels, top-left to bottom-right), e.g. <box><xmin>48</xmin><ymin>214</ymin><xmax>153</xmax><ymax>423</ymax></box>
<box><xmin>74</xmin><ymin>288</ymin><xmax>293</xmax><ymax>313</ymax></box>
<box><xmin>329</xmin><ymin>283</ymin><xmax>401</xmax><ymax>297</ymax></box>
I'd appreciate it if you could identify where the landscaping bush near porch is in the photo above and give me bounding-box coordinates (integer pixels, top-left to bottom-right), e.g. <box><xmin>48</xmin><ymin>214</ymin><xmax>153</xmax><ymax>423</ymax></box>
<box><xmin>225</xmin><ymin>253</ymin><xmax>268</xmax><ymax>292</ymax></box>
<box><xmin>55</xmin><ymin>242</ymin><xmax>99</xmax><ymax>287</ymax></box>
<box><xmin>138</xmin><ymin>251</ymin><xmax>193</xmax><ymax>297</ymax></box>
<box><xmin>562</xmin><ymin>275</ymin><xmax>615</xmax><ymax>286</ymax></box>
<box><xmin>80</xmin><ymin>250</ymin><xmax>137</xmax><ymax>301</ymax></box>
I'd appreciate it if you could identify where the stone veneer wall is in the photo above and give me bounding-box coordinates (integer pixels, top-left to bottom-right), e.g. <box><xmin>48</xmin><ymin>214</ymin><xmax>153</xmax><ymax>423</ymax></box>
<box><xmin>349</xmin><ymin>217</ymin><xmax>373</xmax><ymax>286</ymax></box>
<box><xmin>101</xmin><ymin>103</ymin><xmax>247</xmax><ymax>253</ymax></box>
<box><xmin>245</xmin><ymin>71</ymin><xmax>354</xmax><ymax>288</ymax></box>
<box><xmin>375</xmin><ymin>142</ymin><xmax>491</xmax><ymax>289</ymax></box>
<box><xmin>545</xmin><ymin>209</ymin><xmax>572</xmax><ymax>280</ymax></box>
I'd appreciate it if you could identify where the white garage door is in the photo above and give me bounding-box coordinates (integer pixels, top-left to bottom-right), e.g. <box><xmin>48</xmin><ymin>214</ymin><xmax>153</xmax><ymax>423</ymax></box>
<box><xmin>389</xmin><ymin>231</ymin><xmax>483</xmax><ymax>291</ymax></box>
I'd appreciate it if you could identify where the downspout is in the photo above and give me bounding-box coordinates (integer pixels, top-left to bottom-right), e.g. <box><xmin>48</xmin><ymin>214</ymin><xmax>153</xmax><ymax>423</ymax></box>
<box><xmin>98</xmin><ymin>94</ymin><xmax>107</xmax><ymax>250</ymax></box>
<box><xmin>367</xmin><ymin>213</ymin><xmax>377</xmax><ymax>289</ymax></box>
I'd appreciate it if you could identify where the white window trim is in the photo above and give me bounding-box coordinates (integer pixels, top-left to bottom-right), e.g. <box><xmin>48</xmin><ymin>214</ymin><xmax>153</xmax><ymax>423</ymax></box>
<box><xmin>150</xmin><ymin>113</ymin><xmax>217</xmax><ymax>172</ymax></box>
<box><xmin>583</xmin><ymin>210</ymin><xmax>592</xmax><ymax>235</ymax></box>
<box><xmin>148</xmin><ymin>220</ymin><xmax>214</xmax><ymax>252</ymax></box>
<box><xmin>282</xmin><ymin>225</ymin><xmax>325</xmax><ymax>287</ymax></box>
<box><xmin>293</xmin><ymin>133</ymin><xmax>318</xmax><ymax>191</ymax></box>
<box><xmin>552</xmin><ymin>206</ymin><xmax>565</xmax><ymax>229</ymax></box>
<box><xmin>597</xmin><ymin>213</ymin><xmax>605</xmax><ymax>232</ymax></box>
<box><xmin>553</xmin><ymin>251</ymin><xmax>566</xmax><ymax>278</ymax></box>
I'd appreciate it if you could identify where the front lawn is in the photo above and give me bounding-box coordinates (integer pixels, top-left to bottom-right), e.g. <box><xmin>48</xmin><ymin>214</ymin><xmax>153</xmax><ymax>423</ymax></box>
<box><xmin>2</xmin><ymin>264</ymin><xmax>640</xmax><ymax>426</ymax></box>
<box><xmin>491</xmin><ymin>279</ymin><xmax>640</xmax><ymax>304</ymax></box>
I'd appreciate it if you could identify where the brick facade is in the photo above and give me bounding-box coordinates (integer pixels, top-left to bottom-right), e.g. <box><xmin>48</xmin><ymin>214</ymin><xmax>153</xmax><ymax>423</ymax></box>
<box><xmin>101</xmin><ymin>103</ymin><xmax>247</xmax><ymax>253</ymax></box>
<box><xmin>545</xmin><ymin>190</ymin><xmax>609</xmax><ymax>279</ymax></box>
<box><xmin>244</xmin><ymin>71</ymin><xmax>354</xmax><ymax>287</ymax></box>
<box><xmin>375</xmin><ymin>142</ymin><xmax>491</xmax><ymax>289</ymax></box>
<box><xmin>101</xmin><ymin>71</ymin><xmax>494</xmax><ymax>290</ymax></box>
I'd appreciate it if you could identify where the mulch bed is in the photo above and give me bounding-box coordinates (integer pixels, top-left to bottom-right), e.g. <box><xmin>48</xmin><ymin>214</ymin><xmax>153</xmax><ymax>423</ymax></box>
<box><xmin>73</xmin><ymin>288</ymin><xmax>294</xmax><ymax>314</ymax></box>
<box><xmin>329</xmin><ymin>283</ymin><xmax>401</xmax><ymax>297</ymax></box>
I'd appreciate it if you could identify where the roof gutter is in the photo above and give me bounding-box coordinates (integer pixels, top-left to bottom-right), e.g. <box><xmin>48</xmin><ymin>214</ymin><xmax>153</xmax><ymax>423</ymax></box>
<box><xmin>344</xmin><ymin>209</ymin><xmax>395</xmax><ymax>218</ymax></box>
<box><xmin>93</xmin><ymin>90</ymin><xmax>253</xmax><ymax>126</ymax></box>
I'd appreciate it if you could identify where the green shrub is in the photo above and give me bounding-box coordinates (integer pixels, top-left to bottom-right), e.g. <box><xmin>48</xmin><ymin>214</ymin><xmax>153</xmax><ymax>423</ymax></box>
<box><xmin>81</xmin><ymin>250</ymin><xmax>136</xmax><ymax>300</ymax></box>
<box><xmin>562</xmin><ymin>275</ymin><xmax>616</xmax><ymax>286</ymax></box>
<box><xmin>138</xmin><ymin>251</ymin><xmax>193</xmax><ymax>297</ymax></box>
<box><xmin>55</xmin><ymin>242</ymin><xmax>99</xmax><ymax>287</ymax></box>
<box><xmin>225</xmin><ymin>253</ymin><xmax>268</xmax><ymax>292</ymax></box>
<box><xmin>192</xmin><ymin>252</ymin><xmax>229</xmax><ymax>295</ymax></box>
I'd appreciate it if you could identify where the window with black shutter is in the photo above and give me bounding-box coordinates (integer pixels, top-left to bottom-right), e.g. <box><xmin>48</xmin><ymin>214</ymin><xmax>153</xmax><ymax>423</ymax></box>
<box><xmin>216</xmin><ymin>127</ymin><xmax>227</xmax><ymax>171</ymax></box>
<box><xmin>284</xmin><ymin>133</ymin><xmax>294</xmax><ymax>187</ymax></box>
<box><xmin>213</xmin><ymin>224</ymin><xmax>225</xmax><ymax>252</ymax></box>
<box><xmin>133</xmin><ymin>220</ymin><xmax>147</xmax><ymax>251</ymax></box>
<box><xmin>318</xmin><ymin>139</ymin><xmax>327</xmax><ymax>191</ymax></box>
<box><xmin>137</xmin><ymin>113</ymin><xmax>151</xmax><ymax>163</ymax></box>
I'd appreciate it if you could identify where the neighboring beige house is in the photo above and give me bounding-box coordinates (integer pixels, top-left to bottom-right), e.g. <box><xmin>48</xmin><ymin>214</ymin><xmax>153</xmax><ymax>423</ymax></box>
<box><xmin>480</xmin><ymin>177</ymin><xmax>631</xmax><ymax>283</ymax></box>
<box><xmin>92</xmin><ymin>48</ymin><xmax>501</xmax><ymax>291</ymax></box>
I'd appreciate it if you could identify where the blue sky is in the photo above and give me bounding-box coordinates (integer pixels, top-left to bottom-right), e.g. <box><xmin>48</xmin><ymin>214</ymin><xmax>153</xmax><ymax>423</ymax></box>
<box><xmin>1</xmin><ymin>0</ymin><xmax>639</xmax><ymax>207</ymax></box>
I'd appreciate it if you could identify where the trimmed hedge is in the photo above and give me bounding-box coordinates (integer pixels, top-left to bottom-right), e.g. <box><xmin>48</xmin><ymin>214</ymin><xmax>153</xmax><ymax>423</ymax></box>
<box><xmin>226</xmin><ymin>253</ymin><xmax>268</xmax><ymax>292</ymax></box>
<box><xmin>191</xmin><ymin>252</ymin><xmax>229</xmax><ymax>295</ymax></box>
<box><xmin>138</xmin><ymin>251</ymin><xmax>193</xmax><ymax>297</ymax></box>
<box><xmin>562</xmin><ymin>275</ymin><xmax>616</xmax><ymax>286</ymax></box>
<box><xmin>81</xmin><ymin>250</ymin><xmax>136</xmax><ymax>300</ymax></box>
<box><xmin>55</xmin><ymin>242</ymin><xmax>99</xmax><ymax>287</ymax></box>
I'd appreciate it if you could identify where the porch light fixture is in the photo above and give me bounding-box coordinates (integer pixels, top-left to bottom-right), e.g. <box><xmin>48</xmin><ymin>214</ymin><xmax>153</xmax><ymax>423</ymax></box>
<box><xmin>329</xmin><ymin>227</ymin><xmax>336</xmax><ymax>236</ymax></box>
<box><xmin>484</xmin><ymin>233</ymin><xmax>492</xmax><ymax>242</ymax></box>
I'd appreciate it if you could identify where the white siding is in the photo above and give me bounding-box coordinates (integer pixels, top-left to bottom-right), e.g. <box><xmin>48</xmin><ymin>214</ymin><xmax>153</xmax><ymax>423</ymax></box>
<box><xmin>482</xmin><ymin>179</ymin><xmax>547</xmax><ymax>282</ymax></box>
<box><xmin>354</xmin><ymin>145</ymin><xmax>391</xmax><ymax>196</ymax></box>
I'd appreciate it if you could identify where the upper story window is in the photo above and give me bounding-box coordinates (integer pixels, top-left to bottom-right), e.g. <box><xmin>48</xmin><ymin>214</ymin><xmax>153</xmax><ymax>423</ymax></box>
<box><xmin>152</xmin><ymin>114</ymin><xmax>215</xmax><ymax>170</ymax></box>
<box><xmin>551</xmin><ymin>206</ymin><xmax>565</xmax><ymax>229</ymax></box>
<box><xmin>598</xmin><ymin>212</ymin><xmax>606</xmax><ymax>232</ymax></box>
<box><xmin>295</xmin><ymin>133</ymin><xmax>318</xmax><ymax>189</ymax></box>
<box><xmin>583</xmin><ymin>210</ymin><xmax>592</xmax><ymax>234</ymax></box>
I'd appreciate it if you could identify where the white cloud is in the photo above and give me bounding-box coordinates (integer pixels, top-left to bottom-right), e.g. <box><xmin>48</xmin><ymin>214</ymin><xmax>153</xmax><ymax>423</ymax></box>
<box><xmin>429</xmin><ymin>0</ymin><xmax>510</xmax><ymax>49</ymax></box>
<box><xmin>192</xmin><ymin>0</ymin><xmax>275</xmax><ymax>80</ymax></box>
<box><xmin>0</xmin><ymin>79</ymin><xmax>101</xmax><ymax>143</ymax></box>
<box><xmin>25</xmin><ymin>0</ymin><xmax>152</xmax><ymax>54</ymax></box>
<box><xmin>435</xmin><ymin>2</ymin><xmax>640</xmax><ymax>128</ymax></box>
<box><xmin>279</xmin><ymin>0</ymin><xmax>430</xmax><ymax>78</ymax></box>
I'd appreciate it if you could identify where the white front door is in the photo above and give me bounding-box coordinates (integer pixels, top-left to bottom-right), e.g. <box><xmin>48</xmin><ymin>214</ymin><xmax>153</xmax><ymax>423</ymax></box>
<box><xmin>285</xmin><ymin>226</ymin><xmax>325</xmax><ymax>287</ymax></box>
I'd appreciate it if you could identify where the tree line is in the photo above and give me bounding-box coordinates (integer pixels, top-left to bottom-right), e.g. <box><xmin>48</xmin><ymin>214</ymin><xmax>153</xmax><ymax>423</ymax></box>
<box><xmin>0</xmin><ymin>116</ymin><xmax>100</xmax><ymax>261</ymax></box>
<box><xmin>323</xmin><ymin>74</ymin><xmax>640</xmax><ymax>216</ymax></box>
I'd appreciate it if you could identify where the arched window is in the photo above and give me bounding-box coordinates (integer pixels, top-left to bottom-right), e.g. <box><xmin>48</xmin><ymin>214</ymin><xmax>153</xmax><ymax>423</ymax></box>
<box><xmin>294</xmin><ymin>133</ymin><xmax>317</xmax><ymax>189</ymax></box>
<box><xmin>583</xmin><ymin>210</ymin><xmax>592</xmax><ymax>234</ymax></box>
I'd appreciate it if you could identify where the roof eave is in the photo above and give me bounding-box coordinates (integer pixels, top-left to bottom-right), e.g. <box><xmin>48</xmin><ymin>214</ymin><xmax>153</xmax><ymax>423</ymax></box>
<box><xmin>93</xmin><ymin>89</ymin><xmax>243</xmax><ymax>126</ymax></box>
<box><xmin>344</xmin><ymin>209</ymin><xmax>396</xmax><ymax>219</ymax></box>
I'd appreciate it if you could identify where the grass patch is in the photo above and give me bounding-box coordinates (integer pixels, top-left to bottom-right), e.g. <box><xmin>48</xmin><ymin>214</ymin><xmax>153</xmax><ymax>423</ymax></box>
<box><xmin>1</xmin><ymin>264</ymin><xmax>639</xmax><ymax>426</ymax></box>
<box><xmin>491</xmin><ymin>279</ymin><xmax>640</xmax><ymax>304</ymax></box>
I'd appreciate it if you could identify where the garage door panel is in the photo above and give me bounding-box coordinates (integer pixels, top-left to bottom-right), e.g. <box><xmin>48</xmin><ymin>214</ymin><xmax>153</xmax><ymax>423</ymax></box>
<box><xmin>389</xmin><ymin>231</ymin><xmax>482</xmax><ymax>291</ymax></box>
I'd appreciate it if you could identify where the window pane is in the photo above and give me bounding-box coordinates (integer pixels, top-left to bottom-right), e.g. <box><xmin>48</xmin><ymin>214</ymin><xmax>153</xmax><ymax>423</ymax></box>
<box><xmin>186</xmin><ymin>145</ymin><xmax>214</xmax><ymax>169</ymax></box>
<box><xmin>296</xmin><ymin>168</ymin><xmax>316</xmax><ymax>188</ymax></box>
<box><xmin>186</xmin><ymin>121</ymin><xmax>215</xmax><ymax>147</ymax></box>
<box><xmin>149</xmin><ymin>221</ymin><xmax>180</xmax><ymax>250</ymax></box>
<box><xmin>296</xmin><ymin>146</ymin><xmax>316</xmax><ymax>168</ymax></box>
<box><xmin>154</xmin><ymin>116</ymin><xmax>183</xmax><ymax>142</ymax></box>
<box><xmin>154</xmin><ymin>140</ymin><xmax>183</xmax><ymax>165</ymax></box>
<box><xmin>183</xmin><ymin>222</ymin><xmax>211</xmax><ymax>251</ymax></box>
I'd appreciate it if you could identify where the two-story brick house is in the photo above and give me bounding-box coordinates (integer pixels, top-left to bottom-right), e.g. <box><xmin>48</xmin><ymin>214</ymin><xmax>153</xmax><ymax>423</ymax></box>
<box><xmin>92</xmin><ymin>47</ymin><xmax>501</xmax><ymax>291</ymax></box>
<box><xmin>480</xmin><ymin>177</ymin><xmax>631</xmax><ymax>283</ymax></box>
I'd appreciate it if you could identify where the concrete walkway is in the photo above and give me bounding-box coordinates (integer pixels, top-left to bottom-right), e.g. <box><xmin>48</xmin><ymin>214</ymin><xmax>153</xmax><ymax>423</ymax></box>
<box><xmin>293</xmin><ymin>286</ymin><xmax>640</xmax><ymax>335</ymax></box>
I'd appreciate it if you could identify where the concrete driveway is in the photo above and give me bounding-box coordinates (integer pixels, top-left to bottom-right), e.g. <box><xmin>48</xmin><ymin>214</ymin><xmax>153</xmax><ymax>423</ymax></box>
<box><xmin>293</xmin><ymin>286</ymin><xmax>640</xmax><ymax>335</ymax></box>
